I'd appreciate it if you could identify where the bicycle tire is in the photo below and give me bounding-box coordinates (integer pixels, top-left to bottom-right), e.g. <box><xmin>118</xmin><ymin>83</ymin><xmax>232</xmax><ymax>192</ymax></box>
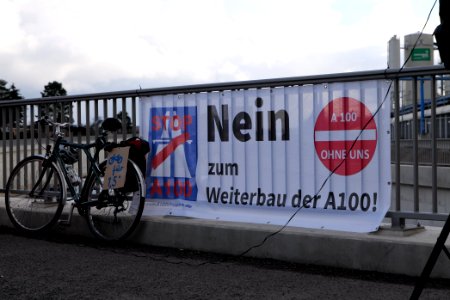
<box><xmin>5</xmin><ymin>155</ymin><xmax>66</xmax><ymax>234</ymax></box>
<box><xmin>83</xmin><ymin>159</ymin><xmax>145</xmax><ymax>241</ymax></box>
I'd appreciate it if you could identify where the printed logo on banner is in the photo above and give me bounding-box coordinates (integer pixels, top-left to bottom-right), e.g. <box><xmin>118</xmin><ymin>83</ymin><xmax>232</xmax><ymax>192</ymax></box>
<box><xmin>314</xmin><ymin>97</ymin><xmax>377</xmax><ymax>176</ymax></box>
<box><xmin>147</xmin><ymin>107</ymin><xmax>198</xmax><ymax>201</ymax></box>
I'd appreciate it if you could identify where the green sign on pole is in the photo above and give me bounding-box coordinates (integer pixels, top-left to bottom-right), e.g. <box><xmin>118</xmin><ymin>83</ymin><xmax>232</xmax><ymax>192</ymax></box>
<box><xmin>412</xmin><ymin>48</ymin><xmax>431</xmax><ymax>61</ymax></box>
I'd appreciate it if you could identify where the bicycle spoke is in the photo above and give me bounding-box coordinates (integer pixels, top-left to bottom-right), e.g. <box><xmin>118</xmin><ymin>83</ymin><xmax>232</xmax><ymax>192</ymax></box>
<box><xmin>85</xmin><ymin>160</ymin><xmax>145</xmax><ymax>241</ymax></box>
<box><xmin>5</xmin><ymin>156</ymin><xmax>65</xmax><ymax>233</ymax></box>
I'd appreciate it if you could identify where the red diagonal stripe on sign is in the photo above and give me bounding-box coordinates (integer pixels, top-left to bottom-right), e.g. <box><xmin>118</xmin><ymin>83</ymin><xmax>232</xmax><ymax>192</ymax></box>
<box><xmin>152</xmin><ymin>132</ymin><xmax>190</xmax><ymax>170</ymax></box>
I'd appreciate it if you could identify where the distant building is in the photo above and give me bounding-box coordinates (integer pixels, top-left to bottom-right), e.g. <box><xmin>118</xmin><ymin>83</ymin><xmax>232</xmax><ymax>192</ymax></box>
<box><xmin>388</xmin><ymin>33</ymin><xmax>450</xmax><ymax>138</ymax></box>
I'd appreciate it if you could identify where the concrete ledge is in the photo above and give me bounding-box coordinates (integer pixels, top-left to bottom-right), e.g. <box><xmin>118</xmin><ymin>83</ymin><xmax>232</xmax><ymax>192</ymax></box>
<box><xmin>1</xmin><ymin>202</ymin><xmax>449</xmax><ymax>279</ymax></box>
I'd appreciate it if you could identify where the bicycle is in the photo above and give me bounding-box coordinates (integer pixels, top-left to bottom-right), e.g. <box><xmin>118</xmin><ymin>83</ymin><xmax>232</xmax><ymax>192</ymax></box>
<box><xmin>4</xmin><ymin>116</ymin><xmax>147</xmax><ymax>241</ymax></box>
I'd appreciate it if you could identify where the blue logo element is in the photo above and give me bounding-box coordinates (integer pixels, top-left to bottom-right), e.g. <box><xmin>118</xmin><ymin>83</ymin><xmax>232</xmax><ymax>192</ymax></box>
<box><xmin>108</xmin><ymin>154</ymin><xmax>123</xmax><ymax>164</ymax></box>
<box><xmin>147</xmin><ymin>106</ymin><xmax>198</xmax><ymax>201</ymax></box>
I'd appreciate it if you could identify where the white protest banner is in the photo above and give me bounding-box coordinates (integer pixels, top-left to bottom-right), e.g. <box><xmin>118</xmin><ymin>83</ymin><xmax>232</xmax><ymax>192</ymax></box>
<box><xmin>139</xmin><ymin>80</ymin><xmax>391</xmax><ymax>232</ymax></box>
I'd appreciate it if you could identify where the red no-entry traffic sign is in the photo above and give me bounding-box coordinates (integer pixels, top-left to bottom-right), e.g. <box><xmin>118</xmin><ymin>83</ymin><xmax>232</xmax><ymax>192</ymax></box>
<box><xmin>314</xmin><ymin>97</ymin><xmax>377</xmax><ymax>176</ymax></box>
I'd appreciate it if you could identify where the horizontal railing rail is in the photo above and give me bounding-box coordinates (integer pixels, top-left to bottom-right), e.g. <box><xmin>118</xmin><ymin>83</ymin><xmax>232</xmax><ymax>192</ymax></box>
<box><xmin>1</xmin><ymin>66</ymin><xmax>448</xmax><ymax>108</ymax></box>
<box><xmin>392</xmin><ymin>139</ymin><xmax>450</xmax><ymax>165</ymax></box>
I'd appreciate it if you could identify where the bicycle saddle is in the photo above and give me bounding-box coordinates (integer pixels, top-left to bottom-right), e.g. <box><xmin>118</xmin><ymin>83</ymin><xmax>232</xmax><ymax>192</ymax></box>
<box><xmin>101</xmin><ymin>118</ymin><xmax>122</xmax><ymax>132</ymax></box>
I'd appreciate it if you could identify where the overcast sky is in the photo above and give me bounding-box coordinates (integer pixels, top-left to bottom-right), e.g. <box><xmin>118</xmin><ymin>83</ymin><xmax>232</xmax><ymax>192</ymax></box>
<box><xmin>0</xmin><ymin>0</ymin><xmax>441</xmax><ymax>98</ymax></box>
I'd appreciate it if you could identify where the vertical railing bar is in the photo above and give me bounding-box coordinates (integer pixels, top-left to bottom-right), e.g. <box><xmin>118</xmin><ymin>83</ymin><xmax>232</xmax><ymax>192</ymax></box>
<box><xmin>59</xmin><ymin>102</ymin><xmax>63</xmax><ymax>122</ymax></box>
<box><xmin>86</xmin><ymin>100</ymin><xmax>91</xmax><ymax>144</ymax></box>
<box><xmin>42</xmin><ymin>103</ymin><xmax>50</xmax><ymax>192</ymax></box>
<box><xmin>45</xmin><ymin>105</ymin><xmax>50</xmax><ymax>147</ymax></box>
<box><xmin>23</xmin><ymin>105</ymin><xmax>28</xmax><ymax>188</ymax></box>
<box><xmin>24</xmin><ymin>105</ymin><xmax>28</xmax><ymax>157</ymax></box>
<box><xmin>36</xmin><ymin>105</ymin><xmax>41</xmax><ymax>159</ymax></box>
<box><xmin>431</xmin><ymin>76</ymin><xmax>437</xmax><ymax>213</ymax></box>
<box><xmin>36</xmin><ymin>105</ymin><xmax>42</xmax><ymax>155</ymax></box>
<box><xmin>69</xmin><ymin>99</ymin><xmax>74</xmax><ymax>142</ymax></box>
<box><xmin>31</xmin><ymin>105</ymin><xmax>36</xmax><ymax>190</ymax></box>
<box><xmin>444</xmin><ymin>115</ymin><xmax>448</xmax><ymax>139</ymax></box>
<box><xmin>444</xmin><ymin>115</ymin><xmax>446</xmax><ymax>138</ymax></box>
<box><xmin>394</xmin><ymin>79</ymin><xmax>401</xmax><ymax>212</ymax></box>
<box><xmin>94</xmin><ymin>99</ymin><xmax>99</xmax><ymax>139</ymax></box>
<box><xmin>85</xmin><ymin>99</ymin><xmax>92</xmax><ymax>173</ymax></box>
<box><xmin>412</xmin><ymin>77</ymin><xmax>419</xmax><ymax>212</ymax></box>
<box><xmin>121</xmin><ymin>97</ymin><xmax>127</xmax><ymax>141</ymax></box>
<box><xmin>113</xmin><ymin>98</ymin><xmax>117</xmax><ymax>143</ymax></box>
<box><xmin>8</xmin><ymin>108</ymin><xmax>14</xmax><ymax>181</ymax></box>
<box><xmin>102</xmin><ymin>99</ymin><xmax>108</xmax><ymax>163</ymax></box>
<box><xmin>90</xmin><ymin>99</ymin><xmax>98</xmax><ymax>165</ymax></box>
<box><xmin>15</xmin><ymin>107</ymin><xmax>21</xmax><ymax>166</ymax></box>
<box><xmin>2</xmin><ymin>109</ymin><xmax>7</xmax><ymax>187</ymax></box>
<box><xmin>40</xmin><ymin>105</ymin><xmax>47</xmax><ymax>191</ymax></box>
<box><xmin>77</xmin><ymin>101</ymin><xmax>83</xmax><ymax>179</ymax></box>
<box><xmin>14</xmin><ymin>106</ymin><xmax>21</xmax><ymax>189</ymax></box>
<box><xmin>103</xmin><ymin>98</ymin><xmax>108</xmax><ymax>120</ymax></box>
<box><xmin>30</xmin><ymin>105</ymin><xmax>35</xmax><ymax>159</ymax></box>
<box><xmin>131</xmin><ymin>96</ymin><xmax>137</xmax><ymax>137</ymax></box>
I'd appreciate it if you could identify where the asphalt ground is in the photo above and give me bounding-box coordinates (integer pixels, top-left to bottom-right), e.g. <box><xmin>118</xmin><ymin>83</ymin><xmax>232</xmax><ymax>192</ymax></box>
<box><xmin>0</xmin><ymin>227</ymin><xmax>449</xmax><ymax>299</ymax></box>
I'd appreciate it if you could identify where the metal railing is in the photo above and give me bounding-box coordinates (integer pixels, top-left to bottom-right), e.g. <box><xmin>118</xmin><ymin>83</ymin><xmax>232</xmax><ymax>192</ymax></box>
<box><xmin>392</xmin><ymin>139</ymin><xmax>450</xmax><ymax>165</ymax></box>
<box><xmin>1</xmin><ymin>65</ymin><xmax>449</xmax><ymax>227</ymax></box>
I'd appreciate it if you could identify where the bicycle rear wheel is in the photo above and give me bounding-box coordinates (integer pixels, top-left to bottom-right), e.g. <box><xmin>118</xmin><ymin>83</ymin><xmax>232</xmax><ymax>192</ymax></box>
<box><xmin>5</xmin><ymin>155</ymin><xmax>66</xmax><ymax>234</ymax></box>
<box><xmin>83</xmin><ymin>160</ymin><xmax>145</xmax><ymax>241</ymax></box>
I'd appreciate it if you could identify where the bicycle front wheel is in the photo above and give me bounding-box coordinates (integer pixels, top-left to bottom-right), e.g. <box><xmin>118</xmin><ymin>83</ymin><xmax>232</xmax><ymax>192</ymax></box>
<box><xmin>83</xmin><ymin>160</ymin><xmax>145</xmax><ymax>241</ymax></box>
<box><xmin>5</xmin><ymin>155</ymin><xmax>66</xmax><ymax>234</ymax></box>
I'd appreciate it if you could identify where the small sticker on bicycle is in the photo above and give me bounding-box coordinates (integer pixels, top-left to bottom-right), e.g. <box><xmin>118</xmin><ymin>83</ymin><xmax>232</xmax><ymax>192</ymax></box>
<box><xmin>104</xmin><ymin>146</ymin><xmax>130</xmax><ymax>190</ymax></box>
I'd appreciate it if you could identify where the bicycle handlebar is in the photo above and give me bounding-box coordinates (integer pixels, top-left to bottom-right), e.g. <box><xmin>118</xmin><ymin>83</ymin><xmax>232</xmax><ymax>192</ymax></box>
<box><xmin>39</xmin><ymin>115</ymin><xmax>70</xmax><ymax>129</ymax></box>
<box><xmin>38</xmin><ymin>115</ymin><xmax>122</xmax><ymax>150</ymax></box>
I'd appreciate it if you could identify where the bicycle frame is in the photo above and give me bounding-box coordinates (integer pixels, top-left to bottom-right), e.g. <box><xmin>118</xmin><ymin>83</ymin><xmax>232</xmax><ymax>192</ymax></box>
<box><xmin>44</xmin><ymin>133</ymin><xmax>107</xmax><ymax>209</ymax></box>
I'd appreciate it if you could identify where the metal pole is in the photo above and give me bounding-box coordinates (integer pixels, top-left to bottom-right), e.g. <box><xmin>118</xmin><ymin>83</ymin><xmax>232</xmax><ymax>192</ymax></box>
<box><xmin>394</xmin><ymin>79</ymin><xmax>402</xmax><ymax>223</ymax></box>
<box><xmin>412</xmin><ymin>77</ymin><xmax>419</xmax><ymax>212</ymax></box>
<box><xmin>411</xmin><ymin>213</ymin><xmax>450</xmax><ymax>299</ymax></box>
<box><xmin>431</xmin><ymin>77</ymin><xmax>437</xmax><ymax>213</ymax></box>
<box><xmin>420</xmin><ymin>79</ymin><xmax>425</xmax><ymax>134</ymax></box>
